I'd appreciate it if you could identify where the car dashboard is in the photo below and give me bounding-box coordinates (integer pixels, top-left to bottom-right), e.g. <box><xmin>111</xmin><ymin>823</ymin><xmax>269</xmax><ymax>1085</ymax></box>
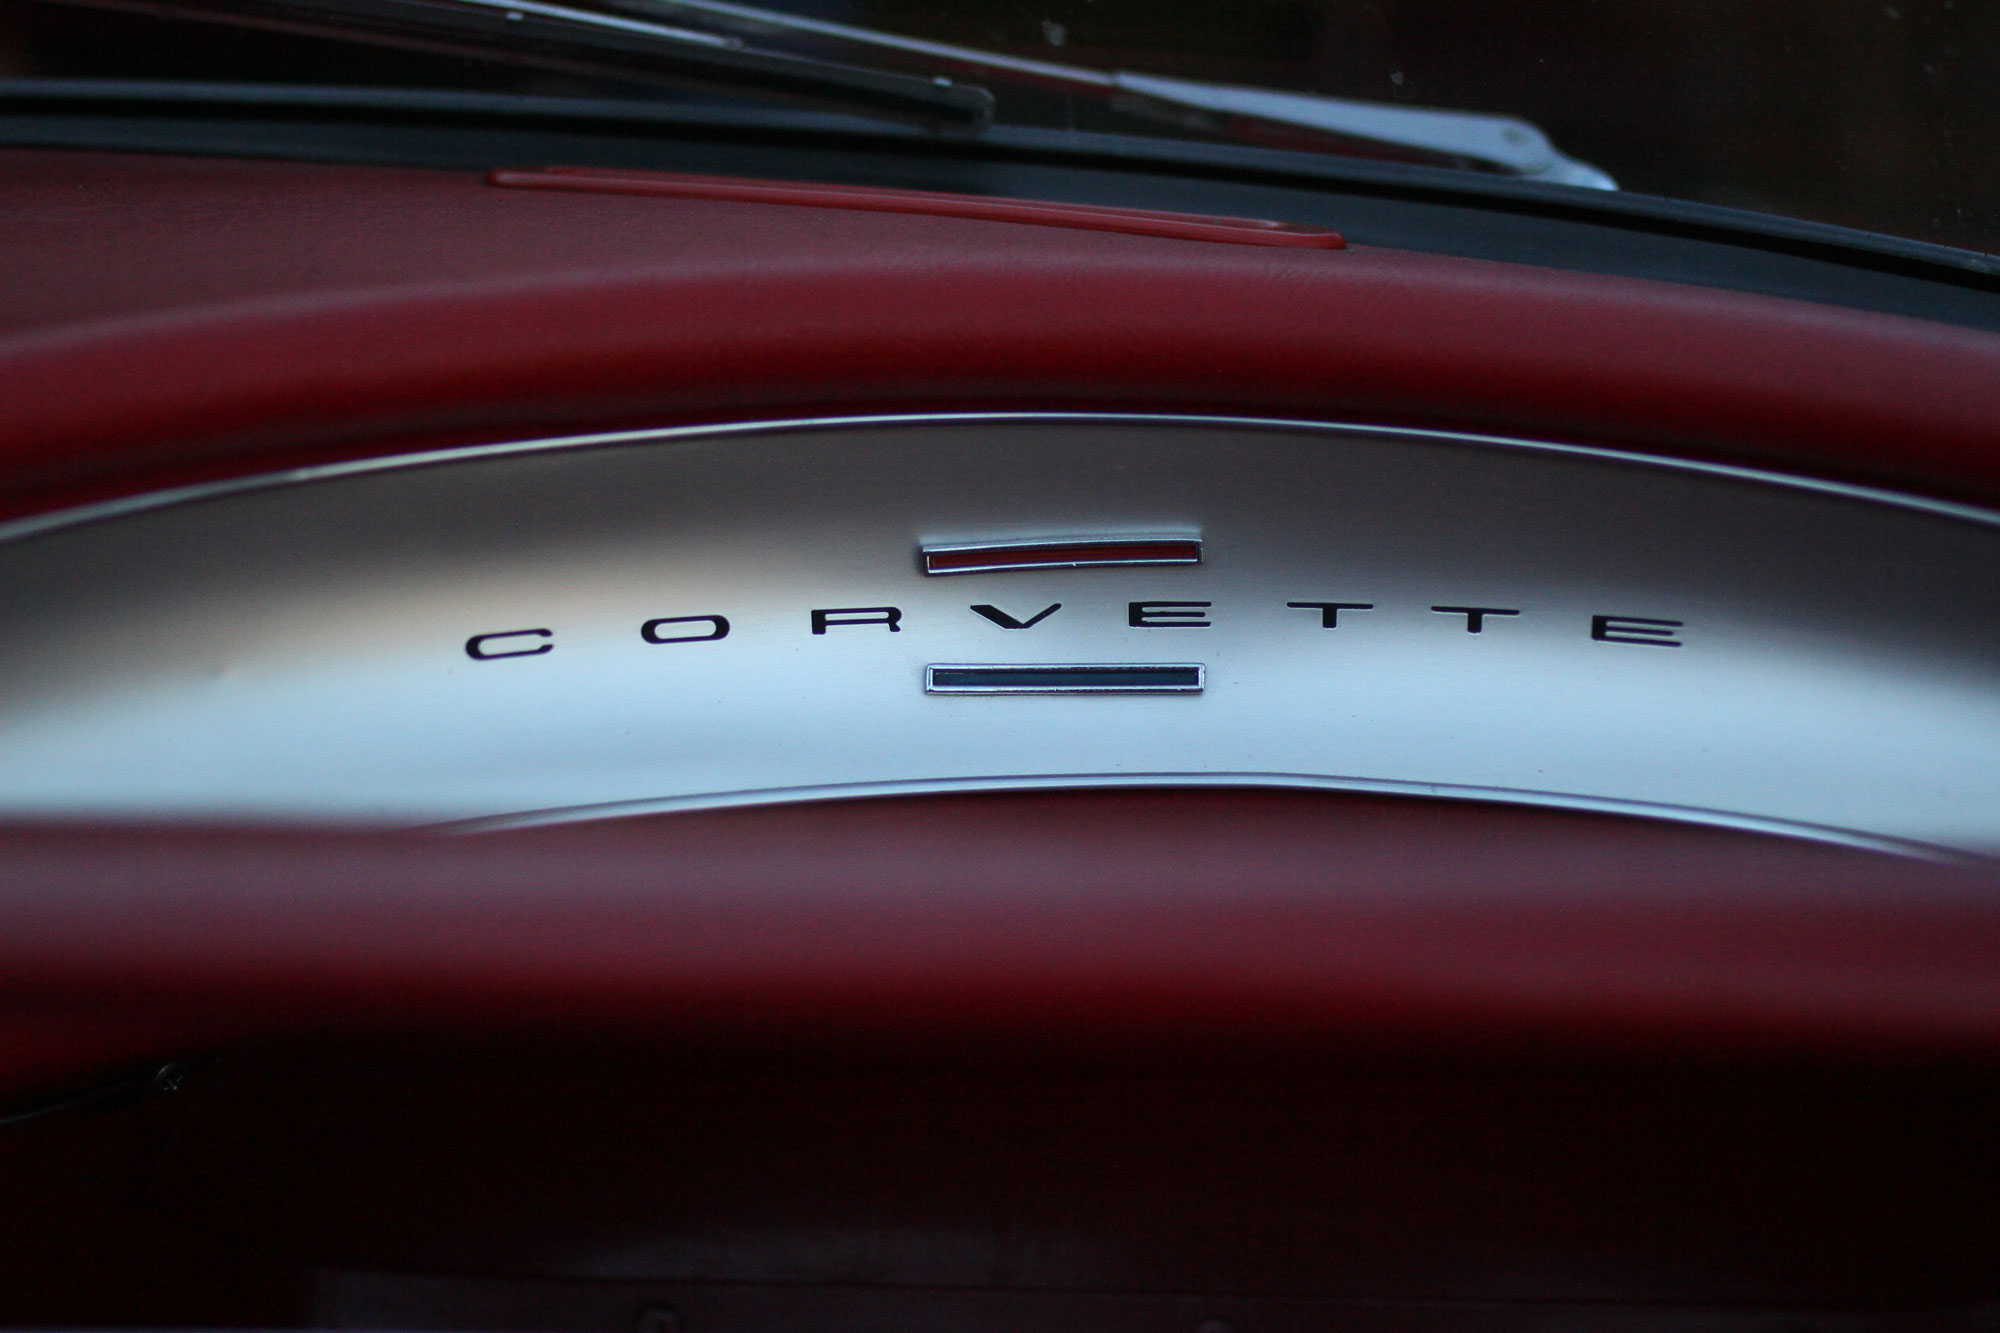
<box><xmin>1</xmin><ymin>125</ymin><xmax>2000</xmax><ymax>1333</ymax></box>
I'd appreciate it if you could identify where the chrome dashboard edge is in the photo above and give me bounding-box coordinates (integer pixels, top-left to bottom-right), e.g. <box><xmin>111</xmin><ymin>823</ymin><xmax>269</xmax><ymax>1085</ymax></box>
<box><xmin>5</xmin><ymin>413</ymin><xmax>2000</xmax><ymax>547</ymax></box>
<box><xmin>438</xmin><ymin>771</ymin><xmax>1975</xmax><ymax>861</ymax></box>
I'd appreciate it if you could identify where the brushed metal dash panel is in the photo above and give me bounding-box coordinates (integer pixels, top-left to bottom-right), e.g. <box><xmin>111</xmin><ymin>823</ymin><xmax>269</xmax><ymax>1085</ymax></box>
<box><xmin>0</xmin><ymin>416</ymin><xmax>1994</xmax><ymax>856</ymax></box>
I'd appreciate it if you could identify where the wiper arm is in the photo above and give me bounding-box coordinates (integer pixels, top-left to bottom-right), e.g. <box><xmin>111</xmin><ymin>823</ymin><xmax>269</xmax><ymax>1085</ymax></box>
<box><xmin>28</xmin><ymin>0</ymin><xmax>996</xmax><ymax>130</ymax></box>
<box><xmin>597</xmin><ymin>0</ymin><xmax>1615</xmax><ymax>188</ymax></box>
<box><xmin>33</xmin><ymin>0</ymin><xmax>1608</xmax><ymax>183</ymax></box>
<box><xmin>1109</xmin><ymin>72</ymin><xmax>1616</xmax><ymax>190</ymax></box>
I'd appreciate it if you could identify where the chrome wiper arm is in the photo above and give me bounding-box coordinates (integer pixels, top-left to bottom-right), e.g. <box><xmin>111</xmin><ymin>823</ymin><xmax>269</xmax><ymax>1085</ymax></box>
<box><xmin>601</xmin><ymin>0</ymin><xmax>1615</xmax><ymax>188</ymax></box>
<box><xmin>1110</xmin><ymin>72</ymin><xmax>1616</xmax><ymax>190</ymax></box>
<box><xmin>30</xmin><ymin>0</ymin><xmax>995</xmax><ymax>130</ymax></box>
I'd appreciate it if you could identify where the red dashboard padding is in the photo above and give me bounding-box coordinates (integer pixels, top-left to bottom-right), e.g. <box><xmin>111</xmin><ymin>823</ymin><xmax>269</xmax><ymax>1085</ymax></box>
<box><xmin>1</xmin><ymin>149</ymin><xmax>1999</xmax><ymax>517</ymax></box>
<box><xmin>0</xmin><ymin>792</ymin><xmax>1996</xmax><ymax>1091</ymax></box>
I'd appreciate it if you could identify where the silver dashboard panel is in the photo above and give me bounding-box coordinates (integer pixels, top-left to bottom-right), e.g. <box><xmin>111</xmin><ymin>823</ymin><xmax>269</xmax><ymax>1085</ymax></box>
<box><xmin>1</xmin><ymin>415</ymin><xmax>1996</xmax><ymax>855</ymax></box>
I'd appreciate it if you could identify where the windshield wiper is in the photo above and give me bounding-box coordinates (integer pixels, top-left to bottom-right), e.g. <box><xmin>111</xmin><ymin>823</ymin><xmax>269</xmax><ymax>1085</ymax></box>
<box><xmin>28</xmin><ymin>0</ymin><xmax>997</xmax><ymax>130</ymax></box>
<box><xmin>30</xmin><ymin>0</ymin><xmax>1611</xmax><ymax>185</ymax></box>
<box><xmin>595</xmin><ymin>0</ymin><xmax>1616</xmax><ymax>188</ymax></box>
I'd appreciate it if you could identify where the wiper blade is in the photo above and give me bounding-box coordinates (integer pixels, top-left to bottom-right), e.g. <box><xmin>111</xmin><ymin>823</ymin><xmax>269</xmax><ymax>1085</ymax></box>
<box><xmin>597</xmin><ymin>0</ymin><xmax>1615</xmax><ymax>188</ymax></box>
<box><xmin>28</xmin><ymin>0</ymin><xmax>996</xmax><ymax>130</ymax></box>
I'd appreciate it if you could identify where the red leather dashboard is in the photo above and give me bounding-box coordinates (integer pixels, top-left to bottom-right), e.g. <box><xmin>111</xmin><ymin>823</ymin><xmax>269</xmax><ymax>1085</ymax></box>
<box><xmin>4</xmin><ymin>791</ymin><xmax>1999</xmax><ymax>1071</ymax></box>
<box><xmin>3</xmin><ymin>143</ymin><xmax>1999</xmax><ymax>1329</ymax></box>
<box><xmin>6</xmin><ymin>147</ymin><xmax>2000</xmax><ymax>520</ymax></box>
<box><xmin>3</xmin><ymin>145</ymin><xmax>1998</xmax><ymax>1068</ymax></box>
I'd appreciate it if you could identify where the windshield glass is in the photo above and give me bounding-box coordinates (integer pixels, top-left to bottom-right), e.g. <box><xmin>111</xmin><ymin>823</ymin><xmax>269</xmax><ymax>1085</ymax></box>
<box><xmin>2</xmin><ymin>0</ymin><xmax>1994</xmax><ymax>254</ymax></box>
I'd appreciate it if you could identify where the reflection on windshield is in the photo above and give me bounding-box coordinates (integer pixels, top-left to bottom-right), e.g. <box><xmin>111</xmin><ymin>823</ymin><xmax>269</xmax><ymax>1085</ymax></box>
<box><xmin>0</xmin><ymin>0</ymin><xmax>1993</xmax><ymax>251</ymax></box>
<box><xmin>792</xmin><ymin>0</ymin><xmax>1994</xmax><ymax>252</ymax></box>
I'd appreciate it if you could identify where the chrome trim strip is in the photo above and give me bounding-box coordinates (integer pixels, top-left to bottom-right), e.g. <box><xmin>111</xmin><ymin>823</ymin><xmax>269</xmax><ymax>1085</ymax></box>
<box><xmin>434</xmin><ymin>770</ymin><xmax>1977</xmax><ymax>861</ymax></box>
<box><xmin>925</xmin><ymin>663</ymin><xmax>1205</xmax><ymax>694</ymax></box>
<box><xmin>921</xmin><ymin>534</ymin><xmax>1202</xmax><ymax>575</ymax></box>
<box><xmin>3</xmin><ymin>412</ymin><xmax>2000</xmax><ymax>544</ymax></box>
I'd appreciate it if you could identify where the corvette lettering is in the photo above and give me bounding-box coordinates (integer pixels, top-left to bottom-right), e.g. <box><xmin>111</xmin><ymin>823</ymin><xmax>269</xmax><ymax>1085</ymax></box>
<box><xmin>464</xmin><ymin>628</ymin><xmax>555</xmax><ymax>660</ymax></box>
<box><xmin>467</xmin><ymin>599</ymin><xmax>1686</xmax><ymax>659</ymax></box>
<box><xmin>970</xmin><ymin>602</ymin><xmax>1062</xmax><ymax>629</ymax></box>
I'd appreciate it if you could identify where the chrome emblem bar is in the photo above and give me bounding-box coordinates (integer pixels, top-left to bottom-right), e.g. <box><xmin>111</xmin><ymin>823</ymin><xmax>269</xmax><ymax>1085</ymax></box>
<box><xmin>925</xmin><ymin>664</ymin><xmax>1206</xmax><ymax>694</ymax></box>
<box><xmin>921</xmin><ymin>535</ymin><xmax>1201</xmax><ymax>575</ymax></box>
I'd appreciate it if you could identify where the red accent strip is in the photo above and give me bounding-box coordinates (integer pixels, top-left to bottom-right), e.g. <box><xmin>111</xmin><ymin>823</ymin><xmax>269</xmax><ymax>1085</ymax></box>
<box><xmin>924</xmin><ymin>539</ymin><xmax>1201</xmax><ymax>573</ymax></box>
<box><xmin>486</xmin><ymin>167</ymin><xmax>1347</xmax><ymax>249</ymax></box>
